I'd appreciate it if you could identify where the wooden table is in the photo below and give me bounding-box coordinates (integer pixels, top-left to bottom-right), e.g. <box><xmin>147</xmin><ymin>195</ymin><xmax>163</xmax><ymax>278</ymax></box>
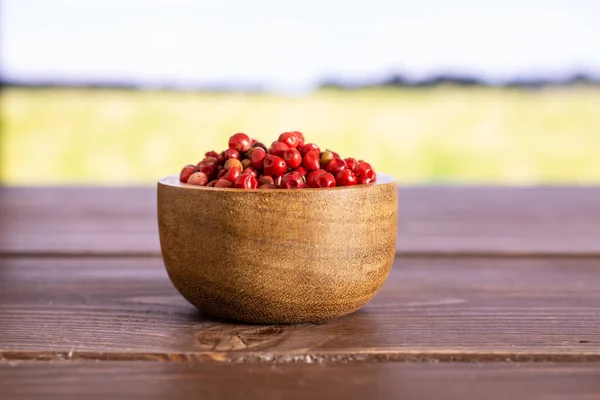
<box><xmin>1</xmin><ymin>186</ymin><xmax>599</xmax><ymax>399</ymax></box>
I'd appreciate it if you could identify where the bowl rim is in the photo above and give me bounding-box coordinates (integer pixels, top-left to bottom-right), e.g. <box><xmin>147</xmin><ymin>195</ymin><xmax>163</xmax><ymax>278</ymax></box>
<box><xmin>159</xmin><ymin>173</ymin><xmax>396</xmax><ymax>192</ymax></box>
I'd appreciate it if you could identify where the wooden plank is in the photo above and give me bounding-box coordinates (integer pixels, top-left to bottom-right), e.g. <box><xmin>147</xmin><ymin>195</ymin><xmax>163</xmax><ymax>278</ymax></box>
<box><xmin>1</xmin><ymin>257</ymin><xmax>599</xmax><ymax>362</ymax></box>
<box><xmin>397</xmin><ymin>186</ymin><xmax>600</xmax><ymax>256</ymax></box>
<box><xmin>1</xmin><ymin>186</ymin><xmax>600</xmax><ymax>256</ymax></box>
<box><xmin>0</xmin><ymin>187</ymin><xmax>156</xmax><ymax>256</ymax></box>
<box><xmin>2</xmin><ymin>362</ymin><xmax>600</xmax><ymax>400</ymax></box>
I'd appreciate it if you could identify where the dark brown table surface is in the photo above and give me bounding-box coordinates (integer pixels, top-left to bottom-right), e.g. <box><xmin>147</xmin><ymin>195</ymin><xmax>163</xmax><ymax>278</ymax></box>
<box><xmin>1</xmin><ymin>186</ymin><xmax>599</xmax><ymax>399</ymax></box>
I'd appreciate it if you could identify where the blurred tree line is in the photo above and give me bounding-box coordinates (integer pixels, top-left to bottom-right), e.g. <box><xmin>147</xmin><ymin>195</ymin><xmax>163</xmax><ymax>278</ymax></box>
<box><xmin>320</xmin><ymin>72</ymin><xmax>600</xmax><ymax>90</ymax></box>
<box><xmin>1</xmin><ymin>72</ymin><xmax>599</xmax><ymax>91</ymax></box>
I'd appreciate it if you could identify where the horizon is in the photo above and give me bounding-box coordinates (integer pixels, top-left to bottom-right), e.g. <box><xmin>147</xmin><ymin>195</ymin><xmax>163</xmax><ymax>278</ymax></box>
<box><xmin>3</xmin><ymin>69</ymin><xmax>600</xmax><ymax>92</ymax></box>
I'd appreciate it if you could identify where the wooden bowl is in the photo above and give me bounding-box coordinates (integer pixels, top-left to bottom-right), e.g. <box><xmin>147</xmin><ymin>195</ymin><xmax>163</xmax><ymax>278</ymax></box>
<box><xmin>157</xmin><ymin>174</ymin><xmax>397</xmax><ymax>324</ymax></box>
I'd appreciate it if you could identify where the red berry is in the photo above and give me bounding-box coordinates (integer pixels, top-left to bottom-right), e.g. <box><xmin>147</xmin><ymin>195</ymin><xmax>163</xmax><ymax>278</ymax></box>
<box><xmin>326</xmin><ymin>149</ymin><xmax>341</xmax><ymax>158</ymax></box>
<box><xmin>223</xmin><ymin>148</ymin><xmax>241</xmax><ymax>160</ymax></box>
<box><xmin>319</xmin><ymin>151</ymin><xmax>334</xmax><ymax>168</ymax></box>
<box><xmin>196</xmin><ymin>162</ymin><xmax>217</xmax><ymax>180</ymax></box>
<box><xmin>355</xmin><ymin>162</ymin><xmax>376</xmax><ymax>184</ymax></box>
<box><xmin>263</xmin><ymin>155</ymin><xmax>287</xmax><ymax>177</ymax></box>
<box><xmin>268</xmin><ymin>141</ymin><xmax>289</xmax><ymax>157</ymax></box>
<box><xmin>259</xmin><ymin>184</ymin><xmax>276</xmax><ymax>189</ymax></box>
<box><xmin>344</xmin><ymin>157</ymin><xmax>358</xmax><ymax>171</ymax></box>
<box><xmin>302</xmin><ymin>150</ymin><xmax>321</xmax><ymax>171</ymax></box>
<box><xmin>202</xmin><ymin>156</ymin><xmax>218</xmax><ymax>164</ymax></box>
<box><xmin>215</xmin><ymin>179</ymin><xmax>233</xmax><ymax>188</ymax></box>
<box><xmin>224</xmin><ymin>158</ymin><xmax>243</xmax><ymax>172</ymax></box>
<box><xmin>250</xmin><ymin>147</ymin><xmax>267</xmax><ymax>169</ymax></box>
<box><xmin>205</xmin><ymin>151</ymin><xmax>219</xmax><ymax>158</ymax></box>
<box><xmin>217</xmin><ymin>168</ymin><xmax>227</xmax><ymax>179</ymax></box>
<box><xmin>242</xmin><ymin>166</ymin><xmax>258</xmax><ymax>178</ymax></box>
<box><xmin>234</xmin><ymin>173</ymin><xmax>258</xmax><ymax>189</ymax></box>
<box><xmin>179</xmin><ymin>164</ymin><xmax>196</xmax><ymax>183</ymax></box>
<box><xmin>326</xmin><ymin>157</ymin><xmax>346</xmax><ymax>174</ymax></box>
<box><xmin>312</xmin><ymin>172</ymin><xmax>336</xmax><ymax>188</ymax></box>
<box><xmin>257</xmin><ymin>176</ymin><xmax>272</xmax><ymax>186</ymax></box>
<box><xmin>274</xmin><ymin>175</ymin><xmax>283</xmax><ymax>187</ymax></box>
<box><xmin>278</xmin><ymin>132</ymin><xmax>299</xmax><ymax>148</ymax></box>
<box><xmin>252</xmin><ymin>142</ymin><xmax>267</xmax><ymax>151</ymax></box>
<box><xmin>187</xmin><ymin>172</ymin><xmax>209</xmax><ymax>186</ymax></box>
<box><xmin>306</xmin><ymin>169</ymin><xmax>328</xmax><ymax>187</ymax></box>
<box><xmin>224</xmin><ymin>167</ymin><xmax>241</xmax><ymax>183</ymax></box>
<box><xmin>291</xmin><ymin>131</ymin><xmax>305</xmax><ymax>147</ymax></box>
<box><xmin>217</xmin><ymin>152</ymin><xmax>225</xmax><ymax>164</ymax></box>
<box><xmin>294</xmin><ymin>166</ymin><xmax>308</xmax><ymax>177</ymax></box>
<box><xmin>335</xmin><ymin>169</ymin><xmax>357</xmax><ymax>186</ymax></box>
<box><xmin>207</xmin><ymin>180</ymin><xmax>218</xmax><ymax>187</ymax></box>
<box><xmin>300</xmin><ymin>143</ymin><xmax>320</xmax><ymax>157</ymax></box>
<box><xmin>228</xmin><ymin>133</ymin><xmax>252</xmax><ymax>152</ymax></box>
<box><xmin>280</xmin><ymin>171</ymin><xmax>304</xmax><ymax>189</ymax></box>
<box><xmin>283</xmin><ymin>148</ymin><xmax>302</xmax><ymax>168</ymax></box>
<box><xmin>196</xmin><ymin>159</ymin><xmax>211</xmax><ymax>169</ymax></box>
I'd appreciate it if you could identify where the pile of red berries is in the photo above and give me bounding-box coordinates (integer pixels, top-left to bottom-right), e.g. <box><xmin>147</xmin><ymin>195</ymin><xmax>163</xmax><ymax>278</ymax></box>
<box><xmin>179</xmin><ymin>132</ymin><xmax>376</xmax><ymax>189</ymax></box>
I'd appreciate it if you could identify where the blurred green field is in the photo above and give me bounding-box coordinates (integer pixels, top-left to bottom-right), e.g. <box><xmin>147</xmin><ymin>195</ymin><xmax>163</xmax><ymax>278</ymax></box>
<box><xmin>1</xmin><ymin>87</ymin><xmax>599</xmax><ymax>185</ymax></box>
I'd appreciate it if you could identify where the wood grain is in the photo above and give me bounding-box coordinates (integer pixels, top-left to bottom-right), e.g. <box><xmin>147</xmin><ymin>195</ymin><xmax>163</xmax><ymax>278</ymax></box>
<box><xmin>0</xmin><ymin>187</ymin><xmax>156</xmax><ymax>256</ymax></box>
<box><xmin>158</xmin><ymin>174</ymin><xmax>397</xmax><ymax>324</ymax></box>
<box><xmin>1</xmin><ymin>256</ymin><xmax>599</xmax><ymax>362</ymax></box>
<box><xmin>2</xmin><ymin>186</ymin><xmax>599</xmax><ymax>256</ymax></box>
<box><xmin>2</xmin><ymin>362</ymin><xmax>599</xmax><ymax>400</ymax></box>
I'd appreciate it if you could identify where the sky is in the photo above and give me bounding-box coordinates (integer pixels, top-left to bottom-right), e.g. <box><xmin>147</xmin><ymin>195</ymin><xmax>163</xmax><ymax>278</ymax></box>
<box><xmin>2</xmin><ymin>0</ymin><xmax>600</xmax><ymax>91</ymax></box>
